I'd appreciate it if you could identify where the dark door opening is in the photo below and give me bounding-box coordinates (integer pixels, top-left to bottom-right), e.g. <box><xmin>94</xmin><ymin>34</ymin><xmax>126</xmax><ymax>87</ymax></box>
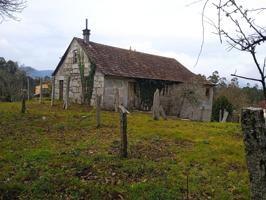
<box><xmin>59</xmin><ymin>80</ymin><xmax>64</xmax><ymax>100</ymax></box>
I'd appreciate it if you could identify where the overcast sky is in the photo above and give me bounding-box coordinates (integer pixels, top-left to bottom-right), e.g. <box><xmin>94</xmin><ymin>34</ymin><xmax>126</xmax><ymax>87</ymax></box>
<box><xmin>0</xmin><ymin>0</ymin><xmax>265</xmax><ymax>86</ymax></box>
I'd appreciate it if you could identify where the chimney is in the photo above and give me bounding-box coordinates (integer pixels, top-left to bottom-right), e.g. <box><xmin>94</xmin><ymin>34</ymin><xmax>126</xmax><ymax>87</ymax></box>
<box><xmin>83</xmin><ymin>19</ymin><xmax>91</xmax><ymax>43</ymax></box>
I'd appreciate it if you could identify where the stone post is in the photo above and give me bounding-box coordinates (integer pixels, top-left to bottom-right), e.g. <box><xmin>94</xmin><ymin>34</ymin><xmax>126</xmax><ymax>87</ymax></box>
<box><xmin>159</xmin><ymin>105</ymin><xmax>167</xmax><ymax>120</ymax></box>
<box><xmin>63</xmin><ymin>76</ymin><xmax>70</xmax><ymax>109</ymax></box>
<box><xmin>39</xmin><ymin>78</ymin><xmax>42</xmax><ymax>103</ymax></box>
<box><xmin>21</xmin><ymin>89</ymin><xmax>27</xmax><ymax>113</ymax></box>
<box><xmin>96</xmin><ymin>95</ymin><xmax>101</xmax><ymax>128</ymax></box>
<box><xmin>222</xmin><ymin>110</ymin><xmax>229</xmax><ymax>122</ymax></box>
<box><xmin>119</xmin><ymin>105</ymin><xmax>130</xmax><ymax>158</ymax></box>
<box><xmin>51</xmin><ymin>76</ymin><xmax>55</xmax><ymax>106</ymax></box>
<box><xmin>152</xmin><ymin>89</ymin><xmax>160</xmax><ymax>120</ymax></box>
<box><xmin>219</xmin><ymin>109</ymin><xmax>222</xmax><ymax>122</ymax></box>
<box><xmin>241</xmin><ymin>107</ymin><xmax>266</xmax><ymax>200</ymax></box>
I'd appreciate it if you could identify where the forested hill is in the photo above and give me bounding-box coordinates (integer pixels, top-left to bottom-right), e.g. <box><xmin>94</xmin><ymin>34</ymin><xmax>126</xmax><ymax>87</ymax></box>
<box><xmin>20</xmin><ymin>66</ymin><xmax>53</xmax><ymax>78</ymax></box>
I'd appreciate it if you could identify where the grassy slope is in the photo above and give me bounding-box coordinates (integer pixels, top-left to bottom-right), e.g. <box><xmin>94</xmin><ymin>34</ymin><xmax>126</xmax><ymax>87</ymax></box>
<box><xmin>0</xmin><ymin>101</ymin><xmax>249</xmax><ymax>200</ymax></box>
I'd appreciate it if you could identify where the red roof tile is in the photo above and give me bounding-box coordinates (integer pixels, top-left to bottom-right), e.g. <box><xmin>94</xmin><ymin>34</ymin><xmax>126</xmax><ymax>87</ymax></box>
<box><xmin>53</xmin><ymin>37</ymin><xmax>196</xmax><ymax>82</ymax></box>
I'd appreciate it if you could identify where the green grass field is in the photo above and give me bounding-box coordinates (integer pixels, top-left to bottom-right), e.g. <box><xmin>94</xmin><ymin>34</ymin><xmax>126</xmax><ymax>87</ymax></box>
<box><xmin>0</xmin><ymin>101</ymin><xmax>249</xmax><ymax>199</ymax></box>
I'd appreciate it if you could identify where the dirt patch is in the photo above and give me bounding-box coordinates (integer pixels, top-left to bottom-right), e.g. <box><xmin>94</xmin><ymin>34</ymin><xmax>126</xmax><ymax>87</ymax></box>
<box><xmin>129</xmin><ymin>141</ymin><xmax>173</xmax><ymax>161</ymax></box>
<box><xmin>104</xmin><ymin>191</ymin><xmax>125</xmax><ymax>200</ymax></box>
<box><xmin>227</xmin><ymin>162</ymin><xmax>246</xmax><ymax>173</ymax></box>
<box><xmin>174</xmin><ymin>138</ymin><xmax>195</xmax><ymax>148</ymax></box>
<box><xmin>108</xmin><ymin>137</ymin><xmax>194</xmax><ymax>161</ymax></box>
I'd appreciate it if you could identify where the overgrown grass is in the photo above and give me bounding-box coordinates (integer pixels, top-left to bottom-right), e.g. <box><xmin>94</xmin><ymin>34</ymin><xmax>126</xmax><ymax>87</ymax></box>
<box><xmin>0</xmin><ymin>100</ymin><xmax>249</xmax><ymax>199</ymax></box>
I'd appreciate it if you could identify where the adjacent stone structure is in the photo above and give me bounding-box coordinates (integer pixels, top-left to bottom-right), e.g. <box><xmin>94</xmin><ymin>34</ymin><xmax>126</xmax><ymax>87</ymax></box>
<box><xmin>52</xmin><ymin>26</ymin><xmax>214</xmax><ymax>121</ymax></box>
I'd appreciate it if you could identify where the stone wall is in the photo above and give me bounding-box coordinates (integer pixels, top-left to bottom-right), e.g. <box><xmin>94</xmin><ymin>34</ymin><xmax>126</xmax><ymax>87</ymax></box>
<box><xmin>102</xmin><ymin>77</ymin><xmax>130</xmax><ymax>110</ymax></box>
<box><xmin>101</xmin><ymin>76</ymin><xmax>213</xmax><ymax>121</ymax></box>
<box><xmin>90</xmin><ymin>71</ymin><xmax>105</xmax><ymax>106</ymax></box>
<box><xmin>54</xmin><ymin>39</ymin><xmax>105</xmax><ymax>105</ymax></box>
<box><xmin>159</xmin><ymin>82</ymin><xmax>213</xmax><ymax>121</ymax></box>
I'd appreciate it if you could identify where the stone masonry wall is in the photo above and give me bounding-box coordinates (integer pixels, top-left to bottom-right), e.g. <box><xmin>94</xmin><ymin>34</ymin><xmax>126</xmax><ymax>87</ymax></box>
<box><xmin>102</xmin><ymin>77</ymin><xmax>130</xmax><ymax>110</ymax></box>
<box><xmin>160</xmin><ymin>83</ymin><xmax>213</xmax><ymax>121</ymax></box>
<box><xmin>90</xmin><ymin>71</ymin><xmax>105</xmax><ymax>106</ymax></box>
<box><xmin>54</xmin><ymin>39</ymin><xmax>104</xmax><ymax>105</ymax></box>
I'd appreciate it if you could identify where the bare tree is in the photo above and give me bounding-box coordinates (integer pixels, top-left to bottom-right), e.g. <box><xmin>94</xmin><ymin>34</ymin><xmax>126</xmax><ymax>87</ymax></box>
<box><xmin>0</xmin><ymin>0</ymin><xmax>26</xmax><ymax>22</ymax></box>
<box><xmin>198</xmin><ymin>0</ymin><xmax>266</xmax><ymax>99</ymax></box>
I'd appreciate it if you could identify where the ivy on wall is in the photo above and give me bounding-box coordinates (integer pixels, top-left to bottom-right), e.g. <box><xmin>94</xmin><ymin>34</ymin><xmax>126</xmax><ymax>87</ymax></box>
<box><xmin>84</xmin><ymin>62</ymin><xmax>96</xmax><ymax>103</ymax></box>
<box><xmin>77</xmin><ymin>50</ymin><xmax>96</xmax><ymax>104</ymax></box>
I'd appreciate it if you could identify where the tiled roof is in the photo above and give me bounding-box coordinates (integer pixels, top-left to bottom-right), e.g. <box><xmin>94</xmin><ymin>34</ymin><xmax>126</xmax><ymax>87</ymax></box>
<box><xmin>53</xmin><ymin>37</ymin><xmax>196</xmax><ymax>82</ymax></box>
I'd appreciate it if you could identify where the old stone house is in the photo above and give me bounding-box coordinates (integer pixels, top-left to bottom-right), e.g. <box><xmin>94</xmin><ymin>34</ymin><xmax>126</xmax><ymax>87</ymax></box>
<box><xmin>52</xmin><ymin>25</ymin><xmax>214</xmax><ymax>121</ymax></box>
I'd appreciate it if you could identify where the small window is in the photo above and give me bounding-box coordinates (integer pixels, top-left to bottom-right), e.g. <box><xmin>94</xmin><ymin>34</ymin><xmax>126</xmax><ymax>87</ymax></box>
<box><xmin>205</xmin><ymin>88</ymin><xmax>210</xmax><ymax>97</ymax></box>
<box><xmin>73</xmin><ymin>50</ymin><xmax>78</xmax><ymax>64</ymax></box>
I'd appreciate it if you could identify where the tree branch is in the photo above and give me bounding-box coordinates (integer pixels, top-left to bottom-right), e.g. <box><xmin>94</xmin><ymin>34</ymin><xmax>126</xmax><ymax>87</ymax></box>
<box><xmin>230</xmin><ymin>74</ymin><xmax>262</xmax><ymax>82</ymax></box>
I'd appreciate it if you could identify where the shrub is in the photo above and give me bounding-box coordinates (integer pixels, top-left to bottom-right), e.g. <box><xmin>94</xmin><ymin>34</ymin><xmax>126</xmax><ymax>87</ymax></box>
<box><xmin>212</xmin><ymin>96</ymin><xmax>233</xmax><ymax>121</ymax></box>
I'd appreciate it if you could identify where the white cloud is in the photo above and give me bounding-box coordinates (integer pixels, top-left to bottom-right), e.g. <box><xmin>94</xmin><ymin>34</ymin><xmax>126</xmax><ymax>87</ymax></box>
<box><xmin>0</xmin><ymin>0</ymin><xmax>265</xmax><ymax>88</ymax></box>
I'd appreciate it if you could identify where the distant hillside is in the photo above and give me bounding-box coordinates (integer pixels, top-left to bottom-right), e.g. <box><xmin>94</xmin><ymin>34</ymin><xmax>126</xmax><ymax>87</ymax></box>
<box><xmin>20</xmin><ymin>66</ymin><xmax>53</xmax><ymax>78</ymax></box>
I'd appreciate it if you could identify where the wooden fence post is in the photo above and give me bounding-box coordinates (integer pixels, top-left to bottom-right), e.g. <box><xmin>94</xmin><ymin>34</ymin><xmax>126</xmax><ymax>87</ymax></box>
<box><xmin>21</xmin><ymin>89</ymin><xmax>27</xmax><ymax>113</ymax></box>
<box><xmin>39</xmin><ymin>77</ymin><xmax>42</xmax><ymax>103</ymax></box>
<box><xmin>119</xmin><ymin>105</ymin><xmax>130</xmax><ymax>158</ymax></box>
<box><xmin>51</xmin><ymin>76</ymin><xmax>55</xmax><ymax>106</ymax></box>
<box><xmin>63</xmin><ymin>76</ymin><xmax>70</xmax><ymax>109</ymax></box>
<box><xmin>96</xmin><ymin>95</ymin><xmax>101</xmax><ymax>128</ymax></box>
<box><xmin>27</xmin><ymin>77</ymin><xmax>30</xmax><ymax>101</ymax></box>
<box><xmin>241</xmin><ymin>107</ymin><xmax>266</xmax><ymax>199</ymax></box>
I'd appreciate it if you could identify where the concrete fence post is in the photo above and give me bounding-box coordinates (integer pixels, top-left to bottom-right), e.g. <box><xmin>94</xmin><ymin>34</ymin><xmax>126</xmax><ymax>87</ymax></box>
<box><xmin>241</xmin><ymin>107</ymin><xmax>266</xmax><ymax>200</ymax></box>
<box><xmin>152</xmin><ymin>89</ymin><xmax>160</xmax><ymax>120</ymax></box>
<box><xmin>119</xmin><ymin>105</ymin><xmax>130</xmax><ymax>158</ymax></box>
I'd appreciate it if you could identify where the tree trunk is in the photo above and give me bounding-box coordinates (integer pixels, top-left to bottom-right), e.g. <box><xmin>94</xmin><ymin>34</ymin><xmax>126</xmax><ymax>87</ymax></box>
<box><xmin>261</xmin><ymin>80</ymin><xmax>266</xmax><ymax>101</ymax></box>
<box><xmin>241</xmin><ymin>108</ymin><xmax>266</xmax><ymax>199</ymax></box>
<box><xmin>51</xmin><ymin>76</ymin><xmax>55</xmax><ymax>106</ymax></box>
<box><xmin>96</xmin><ymin>95</ymin><xmax>101</xmax><ymax>128</ymax></box>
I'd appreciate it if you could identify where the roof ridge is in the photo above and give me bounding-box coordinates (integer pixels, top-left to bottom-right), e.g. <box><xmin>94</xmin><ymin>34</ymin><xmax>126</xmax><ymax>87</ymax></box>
<box><xmin>74</xmin><ymin>37</ymin><xmax>177</xmax><ymax>61</ymax></box>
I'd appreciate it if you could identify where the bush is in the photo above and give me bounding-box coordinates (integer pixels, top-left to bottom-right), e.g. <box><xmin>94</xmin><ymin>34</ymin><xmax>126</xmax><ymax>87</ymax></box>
<box><xmin>212</xmin><ymin>96</ymin><xmax>233</xmax><ymax>121</ymax></box>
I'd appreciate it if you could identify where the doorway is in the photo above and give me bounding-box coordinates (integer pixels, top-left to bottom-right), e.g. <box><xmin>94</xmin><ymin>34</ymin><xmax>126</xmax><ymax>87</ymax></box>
<box><xmin>59</xmin><ymin>80</ymin><xmax>64</xmax><ymax>100</ymax></box>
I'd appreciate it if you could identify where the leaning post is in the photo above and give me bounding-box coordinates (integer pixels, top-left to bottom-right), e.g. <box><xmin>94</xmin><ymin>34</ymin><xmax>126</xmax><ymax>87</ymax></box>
<box><xmin>241</xmin><ymin>107</ymin><xmax>266</xmax><ymax>200</ymax></box>
<box><xmin>119</xmin><ymin>105</ymin><xmax>130</xmax><ymax>158</ymax></box>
